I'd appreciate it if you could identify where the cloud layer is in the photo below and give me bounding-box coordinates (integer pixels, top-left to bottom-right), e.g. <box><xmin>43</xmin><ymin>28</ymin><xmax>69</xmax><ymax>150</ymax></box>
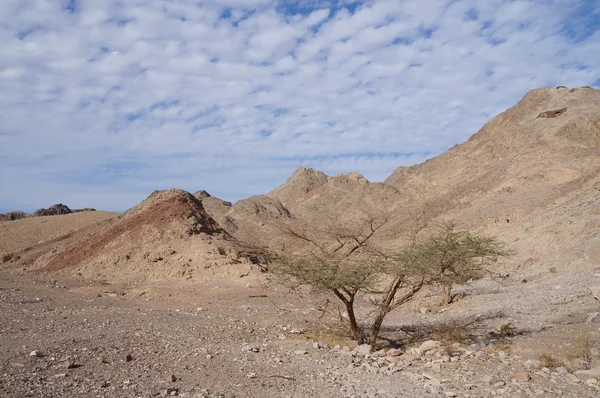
<box><xmin>1</xmin><ymin>0</ymin><xmax>599</xmax><ymax>211</ymax></box>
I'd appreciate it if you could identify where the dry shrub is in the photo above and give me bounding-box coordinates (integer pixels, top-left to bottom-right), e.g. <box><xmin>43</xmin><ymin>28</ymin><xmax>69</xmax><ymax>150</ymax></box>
<box><xmin>572</xmin><ymin>329</ymin><xmax>594</xmax><ymax>370</ymax></box>
<box><xmin>539</xmin><ymin>353</ymin><xmax>563</xmax><ymax>370</ymax></box>
<box><xmin>304</xmin><ymin>328</ymin><xmax>347</xmax><ymax>347</ymax></box>
<box><xmin>431</xmin><ymin>320</ymin><xmax>472</xmax><ymax>345</ymax></box>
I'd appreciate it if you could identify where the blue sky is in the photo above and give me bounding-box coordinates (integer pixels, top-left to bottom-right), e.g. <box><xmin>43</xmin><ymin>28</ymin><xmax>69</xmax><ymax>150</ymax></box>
<box><xmin>1</xmin><ymin>0</ymin><xmax>599</xmax><ymax>212</ymax></box>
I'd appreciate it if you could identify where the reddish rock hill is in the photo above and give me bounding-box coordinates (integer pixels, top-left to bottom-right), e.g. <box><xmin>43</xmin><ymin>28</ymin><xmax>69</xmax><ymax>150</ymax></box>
<box><xmin>25</xmin><ymin>189</ymin><xmax>260</xmax><ymax>283</ymax></box>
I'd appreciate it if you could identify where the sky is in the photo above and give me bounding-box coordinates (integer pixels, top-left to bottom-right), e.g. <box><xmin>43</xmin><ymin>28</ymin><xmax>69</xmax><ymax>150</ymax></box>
<box><xmin>1</xmin><ymin>0</ymin><xmax>599</xmax><ymax>212</ymax></box>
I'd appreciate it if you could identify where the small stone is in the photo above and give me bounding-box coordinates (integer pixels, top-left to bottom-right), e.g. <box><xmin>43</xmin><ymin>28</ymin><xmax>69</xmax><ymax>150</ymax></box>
<box><xmin>241</xmin><ymin>344</ymin><xmax>260</xmax><ymax>353</ymax></box>
<box><xmin>165</xmin><ymin>387</ymin><xmax>179</xmax><ymax>396</ymax></box>
<box><xmin>53</xmin><ymin>373</ymin><xmax>67</xmax><ymax>378</ymax></box>
<box><xmin>586</xmin><ymin>313</ymin><xmax>600</xmax><ymax>324</ymax></box>
<box><xmin>317</xmin><ymin>340</ymin><xmax>329</xmax><ymax>349</ymax></box>
<box><xmin>29</xmin><ymin>350</ymin><xmax>44</xmax><ymax>357</ymax></box>
<box><xmin>170</xmin><ymin>374</ymin><xmax>177</xmax><ymax>382</ymax></box>
<box><xmin>493</xmin><ymin>381</ymin><xmax>506</xmax><ymax>388</ymax></box>
<box><xmin>444</xmin><ymin>392</ymin><xmax>457</xmax><ymax>397</ymax></box>
<box><xmin>294</xmin><ymin>350</ymin><xmax>308</xmax><ymax>355</ymax></box>
<box><xmin>586</xmin><ymin>378</ymin><xmax>598</xmax><ymax>385</ymax></box>
<box><xmin>354</xmin><ymin>344</ymin><xmax>371</xmax><ymax>355</ymax></box>
<box><xmin>554</xmin><ymin>366</ymin><xmax>568</xmax><ymax>374</ymax></box>
<box><xmin>511</xmin><ymin>372</ymin><xmax>532</xmax><ymax>382</ymax></box>
<box><xmin>574</xmin><ymin>366</ymin><xmax>600</xmax><ymax>380</ymax></box>
<box><xmin>387</xmin><ymin>348</ymin><xmax>403</xmax><ymax>356</ymax></box>
<box><xmin>246</xmin><ymin>373</ymin><xmax>257</xmax><ymax>379</ymax></box>
<box><xmin>62</xmin><ymin>359</ymin><xmax>77</xmax><ymax>369</ymax></box>
<box><xmin>419</xmin><ymin>307</ymin><xmax>429</xmax><ymax>315</ymax></box>
<box><xmin>126</xmin><ymin>354</ymin><xmax>133</xmax><ymax>362</ymax></box>
<box><xmin>590</xmin><ymin>286</ymin><xmax>600</xmax><ymax>300</ymax></box>
<box><xmin>523</xmin><ymin>359</ymin><xmax>541</xmax><ymax>370</ymax></box>
<box><xmin>422</xmin><ymin>373</ymin><xmax>442</xmax><ymax>387</ymax></box>
<box><xmin>411</xmin><ymin>340</ymin><xmax>441</xmax><ymax>356</ymax></box>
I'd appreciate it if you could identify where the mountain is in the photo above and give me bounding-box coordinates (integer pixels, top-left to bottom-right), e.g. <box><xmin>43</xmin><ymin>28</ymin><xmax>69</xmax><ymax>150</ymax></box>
<box><xmin>268</xmin><ymin>167</ymin><xmax>329</xmax><ymax>206</ymax></box>
<box><xmin>4</xmin><ymin>85</ymin><xmax>599</xmax><ymax>282</ymax></box>
<box><xmin>13</xmin><ymin>189</ymin><xmax>260</xmax><ymax>283</ymax></box>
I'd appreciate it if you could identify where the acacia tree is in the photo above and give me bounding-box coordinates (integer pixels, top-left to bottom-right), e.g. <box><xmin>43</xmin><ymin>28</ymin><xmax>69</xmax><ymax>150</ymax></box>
<box><xmin>411</xmin><ymin>221</ymin><xmax>512</xmax><ymax>305</ymax></box>
<box><xmin>268</xmin><ymin>216</ymin><xmax>512</xmax><ymax>350</ymax></box>
<box><xmin>269</xmin><ymin>215</ymin><xmax>428</xmax><ymax>348</ymax></box>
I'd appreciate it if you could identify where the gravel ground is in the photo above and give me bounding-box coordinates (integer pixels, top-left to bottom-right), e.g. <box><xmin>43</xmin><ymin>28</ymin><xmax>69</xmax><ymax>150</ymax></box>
<box><xmin>2</xmin><ymin>268</ymin><xmax>600</xmax><ymax>397</ymax></box>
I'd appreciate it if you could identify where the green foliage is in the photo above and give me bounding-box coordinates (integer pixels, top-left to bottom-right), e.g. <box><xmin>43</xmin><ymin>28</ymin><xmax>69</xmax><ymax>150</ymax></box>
<box><xmin>405</xmin><ymin>221</ymin><xmax>512</xmax><ymax>303</ymax></box>
<box><xmin>268</xmin><ymin>217</ymin><xmax>512</xmax><ymax>347</ymax></box>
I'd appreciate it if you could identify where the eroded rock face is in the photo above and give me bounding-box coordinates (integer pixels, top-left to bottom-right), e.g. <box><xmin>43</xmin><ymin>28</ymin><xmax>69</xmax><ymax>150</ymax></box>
<box><xmin>0</xmin><ymin>211</ymin><xmax>27</xmax><ymax>222</ymax></box>
<box><xmin>33</xmin><ymin>204</ymin><xmax>73</xmax><ymax>216</ymax></box>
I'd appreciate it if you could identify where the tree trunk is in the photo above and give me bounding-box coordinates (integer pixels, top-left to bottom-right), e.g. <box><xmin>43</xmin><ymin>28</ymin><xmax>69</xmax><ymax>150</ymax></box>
<box><xmin>333</xmin><ymin>288</ymin><xmax>364</xmax><ymax>343</ymax></box>
<box><xmin>345</xmin><ymin>298</ymin><xmax>365</xmax><ymax>343</ymax></box>
<box><xmin>368</xmin><ymin>309</ymin><xmax>386</xmax><ymax>349</ymax></box>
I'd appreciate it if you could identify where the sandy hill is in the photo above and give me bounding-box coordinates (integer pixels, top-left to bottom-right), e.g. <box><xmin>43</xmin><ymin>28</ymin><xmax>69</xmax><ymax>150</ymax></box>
<box><xmin>195</xmin><ymin>192</ymin><xmax>294</xmax><ymax>248</ymax></box>
<box><xmin>381</xmin><ymin>86</ymin><xmax>600</xmax><ymax>273</ymax></box>
<box><xmin>0</xmin><ymin>211</ymin><xmax>119</xmax><ymax>258</ymax></box>
<box><xmin>262</xmin><ymin>86</ymin><xmax>600</xmax><ymax>274</ymax></box>
<box><xmin>8</xmin><ymin>189</ymin><xmax>261</xmax><ymax>283</ymax></box>
<box><xmin>268</xmin><ymin>166</ymin><xmax>329</xmax><ymax>206</ymax></box>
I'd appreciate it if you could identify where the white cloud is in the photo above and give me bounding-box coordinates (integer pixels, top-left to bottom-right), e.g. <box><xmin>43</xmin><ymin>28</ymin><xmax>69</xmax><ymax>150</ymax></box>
<box><xmin>0</xmin><ymin>0</ymin><xmax>599</xmax><ymax>212</ymax></box>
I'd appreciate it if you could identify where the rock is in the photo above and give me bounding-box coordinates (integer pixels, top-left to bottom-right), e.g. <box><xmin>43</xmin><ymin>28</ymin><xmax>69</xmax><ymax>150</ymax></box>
<box><xmin>444</xmin><ymin>392</ymin><xmax>457</xmax><ymax>397</ymax></box>
<box><xmin>165</xmin><ymin>387</ymin><xmax>179</xmax><ymax>396</ymax></box>
<box><xmin>493</xmin><ymin>381</ymin><xmax>506</xmax><ymax>388</ymax></box>
<box><xmin>589</xmin><ymin>286</ymin><xmax>600</xmax><ymax>301</ymax></box>
<box><xmin>53</xmin><ymin>373</ymin><xmax>67</xmax><ymax>378</ymax></box>
<box><xmin>245</xmin><ymin>373</ymin><xmax>257</xmax><ymax>379</ymax></box>
<box><xmin>317</xmin><ymin>340</ymin><xmax>329</xmax><ymax>349</ymax></box>
<box><xmin>354</xmin><ymin>344</ymin><xmax>371</xmax><ymax>355</ymax></box>
<box><xmin>29</xmin><ymin>350</ymin><xmax>44</xmax><ymax>357</ymax></box>
<box><xmin>62</xmin><ymin>359</ymin><xmax>77</xmax><ymax>369</ymax></box>
<box><xmin>241</xmin><ymin>344</ymin><xmax>260</xmax><ymax>353</ymax></box>
<box><xmin>419</xmin><ymin>307</ymin><xmax>429</xmax><ymax>315</ymax></box>
<box><xmin>587</xmin><ymin>312</ymin><xmax>600</xmax><ymax>324</ymax></box>
<box><xmin>411</xmin><ymin>340</ymin><xmax>441</xmax><ymax>356</ymax></box>
<box><xmin>554</xmin><ymin>366</ymin><xmax>568</xmax><ymax>374</ymax></box>
<box><xmin>422</xmin><ymin>373</ymin><xmax>442</xmax><ymax>387</ymax></box>
<box><xmin>511</xmin><ymin>372</ymin><xmax>532</xmax><ymax>382</ymax></box>
<box><xmin>170</xmin><ymin>374</ymin><xmax>177</xmax><ymax>382</ymax></box>
<box><xmin>126</xmin><ymin>354</ymin><xmax>133</xmax><ymax>362</ymax></box>
<box><xmin>523</xmin><ymin>359</ymin><xmax>541</xmax><ymax>370</ymax></box>
<box><xmin>294</xmin><ymin>350</ymin><xmax>308</xmax><ymax>355</ymax></box>
<box><xmin>387</xmin><ymin>348</ymin><xmax>403</xmax><ymax>356</ymax></box>
<box><xmin>574</xmin><ymin>367</ymin><xmax>600</xmax><ymax>380</ymax></box>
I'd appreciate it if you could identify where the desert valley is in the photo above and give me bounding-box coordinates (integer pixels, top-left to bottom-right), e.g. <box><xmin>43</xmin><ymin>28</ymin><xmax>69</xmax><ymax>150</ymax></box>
<box><xmin>1</xmin><ymin>86</ymin><xmax>600</xmax><ymax>397</ymax></box>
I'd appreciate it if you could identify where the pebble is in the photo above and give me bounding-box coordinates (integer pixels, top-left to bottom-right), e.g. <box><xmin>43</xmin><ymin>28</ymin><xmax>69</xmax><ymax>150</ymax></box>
<box><xmin>241</xmin><ymin>344</ymin><xmax>260</xmax><ymax>353</ymax></box>
<box><xmin>29</xmin><ymin>350</ymin><xmax>44</xmax><ymax>357</ymax></box>
<box><xmin>511</xmin><ymin>372</ymin><xmax>532</xmax><ymax>382</ymax></box>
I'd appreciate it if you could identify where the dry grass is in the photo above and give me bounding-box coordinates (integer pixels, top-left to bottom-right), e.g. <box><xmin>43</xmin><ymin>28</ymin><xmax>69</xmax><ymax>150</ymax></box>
<box><xmin>304</xmin><ymin>328</ymin><xmax>348</xmax><ymax>347</ymax></box>
<box><xmin>572</xmin><ymin>329</ymin><xmax>594</xmax><ymax>370</ymax></box>
<box><xmin>430</xmin><ymin>320</ymin><xmax>473</xmax><ymax>345</ymax></box>
<box><xmin>485</xmin><ymin>340</ymin><xmax>511</xmax><ymax>354</ymax></box>
<box><xmin>539</xmin><ymin>353</ymin><xmax>564</xmax><ymax>370</ymax></box>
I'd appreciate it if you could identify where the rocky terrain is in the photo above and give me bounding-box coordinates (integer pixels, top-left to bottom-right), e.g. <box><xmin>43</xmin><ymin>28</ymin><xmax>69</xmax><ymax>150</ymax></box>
<box><xmin>0</xmin><ymin>204</ymin><xmax>97</xmax><ymax>221</ymax></box>
<box><xmin>1</xmin><ymin>86</ymin><xmax>600</xmax><ymax>397</ymax></box>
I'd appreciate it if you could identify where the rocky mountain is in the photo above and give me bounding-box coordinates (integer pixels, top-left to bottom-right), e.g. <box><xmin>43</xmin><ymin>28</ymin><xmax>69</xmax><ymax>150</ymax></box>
<box><xmin>3</xmin><ymin>85</ymin><xmax>599</xmax><ymax>282</ymax></box>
